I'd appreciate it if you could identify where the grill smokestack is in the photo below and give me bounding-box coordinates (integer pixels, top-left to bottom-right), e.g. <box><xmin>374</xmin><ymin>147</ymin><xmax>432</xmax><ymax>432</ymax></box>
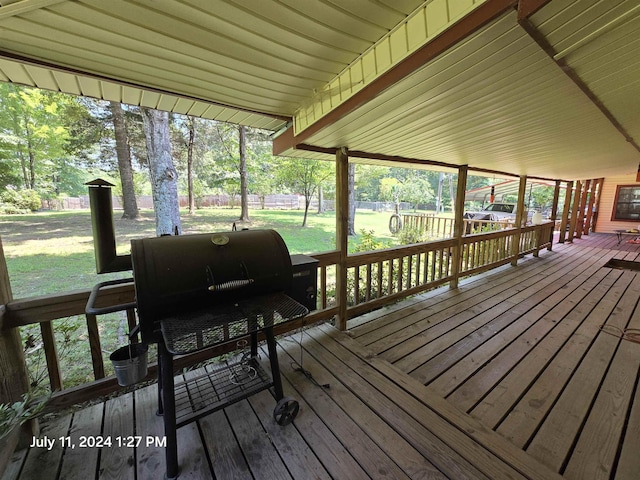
<box><xmin>86</xmin><ymin>178</ymin><xmax>132</xmax><ymax>273</ymax></box>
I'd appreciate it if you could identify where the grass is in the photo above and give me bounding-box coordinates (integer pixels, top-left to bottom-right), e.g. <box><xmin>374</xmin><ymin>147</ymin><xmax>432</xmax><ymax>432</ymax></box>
<box><xmin>0</xmin><ymin>206</ymin><xmax>410</xmax><ymax>392</ymax></box>
<box><xmin>0</xmin><ymin>207</ymin><xmax>402</xmax><ymax>298</ymax></box>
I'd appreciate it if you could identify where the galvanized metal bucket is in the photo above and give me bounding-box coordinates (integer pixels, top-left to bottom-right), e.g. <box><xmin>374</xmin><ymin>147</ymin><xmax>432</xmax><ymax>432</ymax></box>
<box><xmin>110</xmin><ymin>343</ymin><xmax>148</xmax><ymax>386</ymax></box>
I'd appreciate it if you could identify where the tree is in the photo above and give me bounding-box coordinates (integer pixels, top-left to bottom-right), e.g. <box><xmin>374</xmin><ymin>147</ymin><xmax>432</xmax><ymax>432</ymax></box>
<box><xmin>109</xmin><ymin>102</ymin><xmax>138</xmax><ymax>219</ymax></box>
<box><xmin>238</xmin><ymin>125</ymin><xmax>250</xmax><ymax>222</ymax></box>
<box><xmin>185</xmin><ymin>116</ymin><xmax>196</xmax><ymax>214</ymax></box>
<box><xmin>397</xmin><ymin>172</ymin><xmax>434</xmax><ymax>211</ymax></box>
<box><xmin>348</xmin><ymin>163</ymin><xmax>356</xmax><ymax>235</ymax></box>
<box><xmin>141</xmin><ymin>108</ymin><xmax>181</xmax><ymax>236</ymax></box>
<box><xmin>0</xmin><ymin>84</ymin><xmax>88</xmax><ymax>197</ymax></box>
<box><xmin>276</xmin><ymin>158</ymin><xmax>333</xmax><ymax>227</ymax></box>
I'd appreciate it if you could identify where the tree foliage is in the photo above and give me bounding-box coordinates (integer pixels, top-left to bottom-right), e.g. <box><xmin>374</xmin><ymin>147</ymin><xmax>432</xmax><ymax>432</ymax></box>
<box><xmin>0</xmin><ymin>84</ymin><xmax>95</xmax><ymax>198</ymax></box>
<box><xmin>275</xmin><ymin>158</ymin><xmax>333</xmax><ymax>227</ymax></box>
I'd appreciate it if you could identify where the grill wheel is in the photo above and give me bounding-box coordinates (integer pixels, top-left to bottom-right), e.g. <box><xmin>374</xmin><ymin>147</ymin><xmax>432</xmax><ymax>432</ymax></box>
<box><xmin>273</xmin><ymin>396</ymin><xmax>300</xmax><ymax>426</ymax></box>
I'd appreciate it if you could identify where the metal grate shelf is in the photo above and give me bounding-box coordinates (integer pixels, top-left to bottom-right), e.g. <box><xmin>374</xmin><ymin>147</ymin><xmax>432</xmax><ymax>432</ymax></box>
<box><xmin>173</xmin><ymin>357</ymin><xmax>271</xmax><ymax>428</ymax></box>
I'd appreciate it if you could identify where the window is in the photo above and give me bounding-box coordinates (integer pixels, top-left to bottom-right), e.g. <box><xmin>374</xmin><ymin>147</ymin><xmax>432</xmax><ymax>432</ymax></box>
<box><xmin>612</xmin><ymin>185</ymin><xmax>640</xmax><ymax>220</ymax></box>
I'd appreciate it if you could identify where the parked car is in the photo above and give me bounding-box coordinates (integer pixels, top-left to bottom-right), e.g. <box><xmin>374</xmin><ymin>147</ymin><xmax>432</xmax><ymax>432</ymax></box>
<box><xmin>464</xmin><ymin>203</ymin><xmax>517</xmax><ymax>222</ymax></box>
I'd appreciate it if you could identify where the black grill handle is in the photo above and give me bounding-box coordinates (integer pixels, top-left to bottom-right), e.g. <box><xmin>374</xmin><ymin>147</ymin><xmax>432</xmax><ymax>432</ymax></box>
<box><xmin>86</xmin><ymin>278</ymin><xmax>137</xmax><ymax>315</ymax></box>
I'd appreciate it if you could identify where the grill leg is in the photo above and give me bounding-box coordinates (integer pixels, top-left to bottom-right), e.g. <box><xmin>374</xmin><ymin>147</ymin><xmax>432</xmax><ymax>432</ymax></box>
<box><xmin>156</xmin><ymin>353</ymin><xmax>163</xmax><ymax>416</ymax></box>
<box><xmin>265</xmin><ymin>326</ymin><xmax>284</xmax><ymax>400</ymax></box>
<box><xmin>159</xmin><ymin>341</ymin><xmax>179</xmax><ymax>479</ymax></box>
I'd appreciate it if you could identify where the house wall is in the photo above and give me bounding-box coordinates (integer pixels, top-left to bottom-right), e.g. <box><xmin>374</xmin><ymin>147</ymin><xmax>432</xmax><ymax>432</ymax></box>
<box><xmin>596</xmin><ymin>173</ymin><xmax>640</xmax><ymax>233</ymax></box>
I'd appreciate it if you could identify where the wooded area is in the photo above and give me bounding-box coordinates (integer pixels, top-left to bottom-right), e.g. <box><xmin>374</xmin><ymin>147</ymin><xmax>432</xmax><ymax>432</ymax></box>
<box><xmin>0</xmin><ymin>84</ymin><xmax>553</xmax><ymax>228</ymax></box>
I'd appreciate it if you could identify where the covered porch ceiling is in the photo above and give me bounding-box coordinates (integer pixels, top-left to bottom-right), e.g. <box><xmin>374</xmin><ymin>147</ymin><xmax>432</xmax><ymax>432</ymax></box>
<box><xmin>0</xmin><ymin>0</ymin><xmax>638</xmax><ymax>181</ymax></box>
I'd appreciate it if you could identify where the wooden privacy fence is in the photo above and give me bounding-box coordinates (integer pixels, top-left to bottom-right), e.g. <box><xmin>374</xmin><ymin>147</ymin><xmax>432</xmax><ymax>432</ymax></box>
<box><xmin>1</xmin><ymin>222</ymin><xmax>554</xmax><ymax>408</ymax></box>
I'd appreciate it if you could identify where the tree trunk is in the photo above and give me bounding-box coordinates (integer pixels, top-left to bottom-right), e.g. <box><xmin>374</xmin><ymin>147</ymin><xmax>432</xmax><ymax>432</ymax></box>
<box><xmin>302</xmin><ymin>196</ymin><xmax>311</xmax><ymax>227</ymax></box>
<box><xmin>436</xmin><ymin>172</ymin><xmax>444</xmax><ymax>214</ymax></box>
<box><xmin>317</xmin><ymin>186</ymin><xmax>324</xmax><ymax>214</ymax></box>
<box><xmin>347</xmin><ymin>162</ymin><xmax>356</xmax><ymax>236</ymax></box>
<box><xmin>26</xmin><ymin>136</ymin><xmax>35</xmax><ymax>189</ymax></box>
<box><xmin>141</xmin><ymin>108</ymin><xmax>181</xmax><ymax>236</ymax></box>
<box><xmin>187</xmin><ymin>116</ymin><xmax>196</xmax><ymax>215</ymax></box>
<box><xmin>238</xmin><ymin>125</ymin><xmax>250</xmax><ymax>222</ymax></box>
<box><xmin>448</xmin><ymin>173</ymin><xmax>455</xmax><ymax>214</ymax></box>
<box><xmin>110</xmin><ymin>102</ymin><xmax>138</xmax><ymax>219</ymax></box>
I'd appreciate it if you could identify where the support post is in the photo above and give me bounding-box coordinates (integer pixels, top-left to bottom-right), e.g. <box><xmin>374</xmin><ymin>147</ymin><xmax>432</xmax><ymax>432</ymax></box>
<box><xmin>335</xmin><ymin>147</ymin><xmax>349</xmax><ymax>330</ymax></box>
<box><xmin>575</xmin><ymin>179</ymin><xmax>590</xmax><ymax>239</ymax></box>
<box><xmin>558</xmin><ymin>181</ymin><xmax>573</xmax><ymax>243</ymax></box>
<box><xmin>0</xmin><ymin>236</ymin><xmax>32</xmax><ymax>452</ymax></box>
<box><xmin>549</xmin><ymin>180</ymin><xmax>561</xmax><ymax>250</ymax></box>
<box><xmin>583</xmin><ymin>180</ymin><xmax>595</xmax><ymax>235</ymax></box>
<box><xmin>511</xmin><ymin>176</ymin><xmax>528</xmax><ymax>266</ymax></box>
<box><xmin>449</xmin><ymin>165</ymin><xmax>468</xmax><ymax>289</ymax></box>
<box><xmin>591</xmin><ymin>178</ymin><xmax>604</xmax><ymax>231</ymax></box>
<box><xmin>568</xmin><ymin>180</ymin><xmax>582</xmax><ymax>242</ymax></box>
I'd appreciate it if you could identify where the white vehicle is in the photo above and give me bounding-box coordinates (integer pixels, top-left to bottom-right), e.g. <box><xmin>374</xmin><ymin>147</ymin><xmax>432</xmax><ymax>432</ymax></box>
<box><xmin>464</xmin><ymin>203</ymin><xmax>517</xmax><ymax>221</ymax></box>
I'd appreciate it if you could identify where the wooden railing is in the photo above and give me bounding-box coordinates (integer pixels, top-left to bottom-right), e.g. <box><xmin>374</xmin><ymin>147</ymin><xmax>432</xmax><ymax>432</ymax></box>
<box><xmin>401</xmin><ymin>213</ymin><xmax>516</xmax><ymax>238</ymax></box>
<box><xmin>1</xmin><ymin>222</ymin><xmax>554</xmax><ymax>408</ymax></box>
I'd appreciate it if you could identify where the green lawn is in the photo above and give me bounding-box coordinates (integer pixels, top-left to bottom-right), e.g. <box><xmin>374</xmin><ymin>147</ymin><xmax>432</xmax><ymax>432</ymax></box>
<box><xmin>1</xmin><ymin>207</ymin><xmax>402</xmax><ymax>298</ymax></box>
<box><xmin>0</xmin><ymin>206</ymin><xmax>407</xmax><ymax>391</ymax></box>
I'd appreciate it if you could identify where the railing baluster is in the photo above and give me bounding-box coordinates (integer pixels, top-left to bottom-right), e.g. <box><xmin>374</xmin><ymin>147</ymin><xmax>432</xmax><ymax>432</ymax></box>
<box><xmin>354</xmin><ymin>266</ymin><xmax>360</xmax><ymax>305</ymax></box>
<box><xmin>86</xmin><ymin>313</ymin><xmax>105</xmax><ymax>380</ymax></box>
<box><xmin>321</xmin><ymin>265</ymin><xmax>327</xmax><ymax>309</ymax></box>
<box><xmin>126</xmin><ymin>308</ymin><xmax>138</xmax><ymax>343</ymax></box>
<box><xmin>40</xmin><ymin>321</ymin><xmax>63</xmax><ymax>391</ymax></box>
<box><xmin>366</xmin><ymin>264</ymin><xmax>372</xmax><ymax>302</ymax></box>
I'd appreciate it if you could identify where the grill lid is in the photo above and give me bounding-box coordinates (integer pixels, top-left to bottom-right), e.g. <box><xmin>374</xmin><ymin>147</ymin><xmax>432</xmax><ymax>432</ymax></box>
<box><xmin>131</xmin><ymin>229</ymin><xmax>293</xmax><ymax>343</ymax></box>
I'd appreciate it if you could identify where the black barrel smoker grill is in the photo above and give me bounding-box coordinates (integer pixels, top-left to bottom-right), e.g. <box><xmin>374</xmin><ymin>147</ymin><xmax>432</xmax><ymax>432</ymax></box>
<box><xmin>131</xmin><ymin>230</ymin><xmax>308</xmax><ymax>479</ymax></box>
<box><xmin>84</xmin><ymin>180</ymin><xmax>315</xmax><ymax>479</ymax></box>
<box><xmin>86</xmin><ymin>179</ymin><xmax>318</xmax><ymax>478</ymax></box>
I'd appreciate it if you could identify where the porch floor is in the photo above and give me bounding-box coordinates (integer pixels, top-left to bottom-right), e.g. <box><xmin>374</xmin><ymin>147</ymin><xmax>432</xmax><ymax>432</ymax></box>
<box><xmin>350</xmin><ymin>232</ymin><xmax>640</xmax><ymax>480</ymax></box>
<box><xmin>3</xmin><ymin>232</ymin><xmax>638</xmax><ymax>480</ymax></box>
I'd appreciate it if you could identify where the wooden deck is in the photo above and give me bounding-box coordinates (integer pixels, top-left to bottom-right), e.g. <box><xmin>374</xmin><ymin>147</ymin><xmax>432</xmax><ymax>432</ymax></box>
<box><xmin>3</xmin><ymin>232</ymin><xmax>639</xmax><ymax>480</ymax></box>
<box><xmin>350</xmin><ymin>232</ymin><xmax>640</xmax><ymax>480</ymax></box>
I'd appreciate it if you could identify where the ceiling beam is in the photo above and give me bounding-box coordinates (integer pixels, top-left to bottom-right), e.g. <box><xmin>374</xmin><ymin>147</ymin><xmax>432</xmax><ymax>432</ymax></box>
<box><xmin>516</xmin><ymin>0</ymin><xmax>551</xmax><ymax>20</ymax></box>
<box><xmin>274</xmin><ymin>0</ymin><xmax>518</xmax><ymax>155</ymax></box>
<box><xmin>291</xmin><ymin>143</ymin><xmax>566</xmax><ymax>183</ymax></box>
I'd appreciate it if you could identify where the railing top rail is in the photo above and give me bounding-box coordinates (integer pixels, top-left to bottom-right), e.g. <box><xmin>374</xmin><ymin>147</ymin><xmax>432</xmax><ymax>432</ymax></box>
<box><xmin>347</xmin><ymin>237</ymin><xmax>457</xmax><ymax>266</ymax></box>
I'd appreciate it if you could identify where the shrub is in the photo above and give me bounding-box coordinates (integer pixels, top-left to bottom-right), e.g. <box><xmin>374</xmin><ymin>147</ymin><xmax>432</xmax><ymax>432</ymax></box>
<box><xmin>0</xmin><ymin>187</ymin><xmax>41</xmax><ymax>212</ymax></box>
<box><xmin>396</xmin><ymin>225</ymin><xmax>429</xmax><ymax>245</ymax></box>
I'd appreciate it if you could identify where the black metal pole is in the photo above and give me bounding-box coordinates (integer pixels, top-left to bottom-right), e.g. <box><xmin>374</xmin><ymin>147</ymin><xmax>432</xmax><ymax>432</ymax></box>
<box><xmin>264</xmin><ymin>326</ymin><xmax>284</xmax><ymax>400</ymax></box>
<box><xmin>159</xmin><ymin>341</ymin><xmax>179</xmax><ymax>479</ymax></box>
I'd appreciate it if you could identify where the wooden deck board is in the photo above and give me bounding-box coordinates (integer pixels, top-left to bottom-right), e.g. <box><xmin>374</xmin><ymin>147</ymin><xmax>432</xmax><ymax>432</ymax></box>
<box><xmin>444</xmin><ymin>248</ymin><xmax>615</xmax><ymax>410</ymax></box>
<box><xmin>58</xmin><ymin>403</ymin><xmax>102</xmax><ymax>480</ymax></box>
<box><xmin>320</xmin><ymin>323</ymin><xmax>564</xmax><ymax>480</ymax></box>
<box><xmin>407</xmin><ymin>248</ymin><xmax>611</xmax><ymax>389</ymax></box>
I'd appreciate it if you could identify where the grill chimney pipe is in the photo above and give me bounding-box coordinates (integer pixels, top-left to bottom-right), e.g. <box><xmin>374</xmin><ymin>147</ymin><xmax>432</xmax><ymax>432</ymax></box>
<box><xmin>86</xmin><ymin>179</ymin><xmax>132</xmax><ymax>273</ymax></box>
